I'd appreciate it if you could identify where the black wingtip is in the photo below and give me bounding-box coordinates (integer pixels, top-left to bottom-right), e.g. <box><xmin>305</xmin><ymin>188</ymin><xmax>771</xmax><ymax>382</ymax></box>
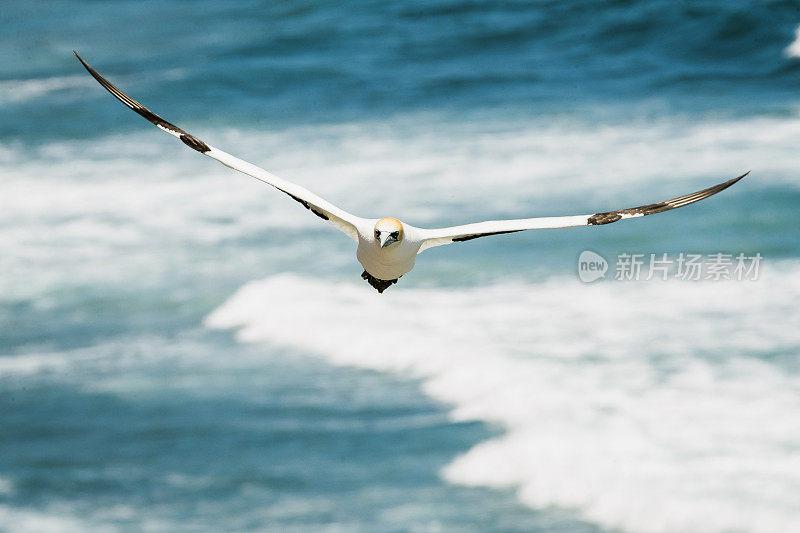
<box><xmin>719</xmin><ymin>170</ymin><xmax>750</xmax><ymax>191</ymax></box>
<box><xmin>587</xmin><ymin>170</ymin><xmax>749</xmax><ymax>225</ymax></box>
<box><xmin>73</xmin><ymin>51</ymin><xmax>92</xmax><ymax>72</ymax></box>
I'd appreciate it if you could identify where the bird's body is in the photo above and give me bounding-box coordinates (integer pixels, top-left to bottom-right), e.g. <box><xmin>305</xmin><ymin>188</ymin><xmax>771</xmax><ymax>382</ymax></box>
<box><xmin>356</xmin><ymin>223</ymin><xmax>418</xmax><ymax>282</ymax></box>
<box><xmin>74</xmin><ymin>52</ymin><xmax>748</xmax><ymax>293</ymax></box>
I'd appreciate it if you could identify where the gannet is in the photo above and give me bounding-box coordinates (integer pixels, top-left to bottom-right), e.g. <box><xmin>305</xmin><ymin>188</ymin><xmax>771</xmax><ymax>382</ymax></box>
<box><xmin>75</xmin><ymin>52</ymin><xmax>748</xmax><ymax>293</ymax></box>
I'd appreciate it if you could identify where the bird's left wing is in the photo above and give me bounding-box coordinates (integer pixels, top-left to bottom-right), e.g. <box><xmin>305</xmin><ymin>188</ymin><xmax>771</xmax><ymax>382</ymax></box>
<box><xmin>416</xmin><ymin>172</ymin><xmax>747</xmax><ymax>253</ymax></box>
<box><xmin>74</xmin><ymin>52</ymin><xmax>364</xmax><ymax>242</ymax></box>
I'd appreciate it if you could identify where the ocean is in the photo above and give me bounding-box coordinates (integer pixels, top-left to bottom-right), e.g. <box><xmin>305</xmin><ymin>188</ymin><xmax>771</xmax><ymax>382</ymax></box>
<box><xmin>1</xmin><ymin>1</ymin><xmax>799</xmax><ymax>531</ymax></box>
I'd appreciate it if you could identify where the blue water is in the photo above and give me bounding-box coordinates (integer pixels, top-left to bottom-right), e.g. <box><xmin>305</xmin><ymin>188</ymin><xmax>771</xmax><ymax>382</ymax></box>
<box><xmin>2</xmin><ymin>1</ymin><xmax>800</xmax><ymax>532</ymax></box>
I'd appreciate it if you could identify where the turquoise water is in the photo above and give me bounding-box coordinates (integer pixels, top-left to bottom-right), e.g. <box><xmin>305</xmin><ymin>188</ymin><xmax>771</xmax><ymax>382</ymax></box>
<box><xmin>1</xmin><ymin>1</ymin><xmax>800</xmax><ymax>532</ymax></box>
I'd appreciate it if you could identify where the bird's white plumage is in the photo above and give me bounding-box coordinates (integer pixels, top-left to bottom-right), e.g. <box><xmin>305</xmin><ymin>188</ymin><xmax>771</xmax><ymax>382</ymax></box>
<box><xmin>204</xmin><ymin>146</ymin><xmax>364</xmax><ymax>242</ymax></box>
<box><xmin>414</xmin><ymin>215</ymin><xmax>592</xmax><ymax>253</ymax></box>
<box><xmin>74</xmin><ymin>51</ymin><xmax>747</xmax><ymax>292</ymax></box>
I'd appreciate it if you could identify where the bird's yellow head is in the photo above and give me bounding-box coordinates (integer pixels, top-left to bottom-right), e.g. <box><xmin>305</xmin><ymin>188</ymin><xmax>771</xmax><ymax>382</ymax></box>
<box><xmin>374</xmin><ymin>217</ymin><xmax>404</xmax><ymax>248</ymax></box>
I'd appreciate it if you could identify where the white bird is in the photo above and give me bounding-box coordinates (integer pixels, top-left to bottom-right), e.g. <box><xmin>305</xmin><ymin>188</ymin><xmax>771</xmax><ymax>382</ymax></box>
<box><xmin>75</xmin><ymin>52</ymin><xmax>748</xmax><ymax>293</ymax></box>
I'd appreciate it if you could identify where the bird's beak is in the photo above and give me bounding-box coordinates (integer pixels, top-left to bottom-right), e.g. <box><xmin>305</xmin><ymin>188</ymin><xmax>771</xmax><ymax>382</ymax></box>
<box><xmin>379</xmin><ymin>234</ymin><xmax>396</xmax><ymax>248</ymax></box>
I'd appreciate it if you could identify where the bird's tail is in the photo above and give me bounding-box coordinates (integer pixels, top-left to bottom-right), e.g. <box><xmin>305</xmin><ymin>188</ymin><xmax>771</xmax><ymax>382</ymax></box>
<box><xmin>361</xmin><ymin>270</ymin><xmax>398</xmax><ymax>293</ymax></box>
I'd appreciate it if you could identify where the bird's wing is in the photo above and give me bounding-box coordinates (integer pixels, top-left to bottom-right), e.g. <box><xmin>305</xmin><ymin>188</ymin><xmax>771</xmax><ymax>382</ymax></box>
<box><xmin>416</xmin><ymin>173</ymin><xmax>748</xmax><ymax>253</ymax></box>
<box><xmin>74</xmin><ymin>52</ymin><xmax>364</xmax><ymax>242</ymax></box>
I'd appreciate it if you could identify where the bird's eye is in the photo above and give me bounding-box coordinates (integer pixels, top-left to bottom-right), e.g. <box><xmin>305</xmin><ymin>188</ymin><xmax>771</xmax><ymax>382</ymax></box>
<box><xmin>375</xmin><ymin>230</ymin><xmax>380</xmax><ymax>238</ymax></box>
<box><xmin>390</xmin><ymin>231</ymin><xmax>399</xmax><ymax>238</ymax></box>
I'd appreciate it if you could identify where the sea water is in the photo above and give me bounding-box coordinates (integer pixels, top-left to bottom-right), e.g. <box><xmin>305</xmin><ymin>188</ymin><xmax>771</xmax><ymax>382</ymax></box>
<box><xmin>1</xmin><ymin>1</ymin><xmax>800</xmax><ymax>531</ymax></box>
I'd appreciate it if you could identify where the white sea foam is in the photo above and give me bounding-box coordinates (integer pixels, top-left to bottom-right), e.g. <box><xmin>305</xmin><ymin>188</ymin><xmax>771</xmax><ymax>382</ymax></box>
<box><xmin>4</xmin><ymin>109</ymin><xmax>800</xmax><ymax>531</ymax></box>
<box><xmin>206</xmin><ymin>264</ymin><xmax>800</xmax><ymax>533</ymax></box>
<box><xmin>786</xmin><ymin>25</ymin><xmax>800</xmax><ymax>58</ymax></box>
<box><xmin>2</xmin><ymin>111</ymin><xmax>798</xmax><ymax>300</ymax></box>
<box><xmin>2</xmin><ymin>112</ymin><xmax>798</xmax><ymax>250</ymax></box>
<box><xmin>0</xmin><ymin>75</ymin><xmax>95</xmax><ymax>106</ymax></box>
<box><xmin>0</xmin><ymin>505</ymin><xmax>117</xmax><ymax>533</ymax></box>
<box><xmin>0</xmin><ymin>352</ymin><xmax>74</xmax><ymax>376</ymax></box>
<box><xmin>0</xmin><ymin>502</ymin><xmax>172</xmax><ymax>533</ymax></box>
<box><xmin>0</xmin><ymin>69</ymin><xmax>186</xmax><ymax>107</ymax></box>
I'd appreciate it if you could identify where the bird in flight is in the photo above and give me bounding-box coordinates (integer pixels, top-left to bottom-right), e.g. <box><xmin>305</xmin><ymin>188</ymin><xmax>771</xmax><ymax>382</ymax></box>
<box><xmin>75</xmin><ymin>52</ymin><xmax>747</xmax><ymax>293</ymax></box>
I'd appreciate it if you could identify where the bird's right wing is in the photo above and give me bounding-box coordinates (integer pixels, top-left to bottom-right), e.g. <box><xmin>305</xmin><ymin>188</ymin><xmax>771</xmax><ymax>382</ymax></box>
<box><xmin>75</xmin><ymin>52</ymin><xmax>364</xmax><ymax>242</ymax></box>
<box><xmin>416</xmin><ymin>172</ymin><xmax>748</xmax><ymax>252</ymax></box>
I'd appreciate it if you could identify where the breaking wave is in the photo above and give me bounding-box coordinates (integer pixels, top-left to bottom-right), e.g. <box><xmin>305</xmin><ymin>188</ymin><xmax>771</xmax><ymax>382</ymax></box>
<box><xmin>207</xmin><ymin>266</ymin><xmax>800</xmax><ymax>533</ymax></box>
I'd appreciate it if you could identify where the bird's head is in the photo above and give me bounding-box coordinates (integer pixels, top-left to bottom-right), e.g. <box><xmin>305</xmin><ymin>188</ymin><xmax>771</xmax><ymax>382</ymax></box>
<box><xmin>374</xmin><ymin>217</ymin><xmax>404</xmax><ymax>248</ymax></box>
